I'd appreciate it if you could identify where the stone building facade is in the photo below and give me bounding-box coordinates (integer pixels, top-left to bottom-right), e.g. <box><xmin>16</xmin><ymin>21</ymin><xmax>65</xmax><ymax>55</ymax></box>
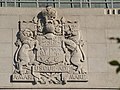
<box><xmin>0</xmin><ymin>7</ymin><xmax>120</xmax><ymax>89</ymax></box>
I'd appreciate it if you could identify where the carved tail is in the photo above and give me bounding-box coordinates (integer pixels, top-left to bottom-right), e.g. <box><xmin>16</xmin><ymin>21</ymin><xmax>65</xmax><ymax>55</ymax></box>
<box><xmin>78</xmin><ymin>31</ymin><xmax>86</xmax><ymax>62</ymax></box>
<box><xmin>14</xmin><ymin>40</ymin><xmax>21</xmax><ymax>70</ymax></box>
<box><xmin>79</xmin><ymin>45</ymin><xmax>86</xmax><ymax>62</ymax></box>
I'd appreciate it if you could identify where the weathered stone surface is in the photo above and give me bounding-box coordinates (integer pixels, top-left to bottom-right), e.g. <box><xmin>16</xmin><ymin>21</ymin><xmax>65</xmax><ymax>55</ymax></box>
<box><xmin>87</xmin><ymin>29</ymin><xmax>106</xmax><ymax>43</ymax></box>
<box><xmin>0</xmin><ymin>15</ymin><xmax>19</xmax><ymax>29</ymax></box>
<box><xmin>0</xmin><ymin>43</ymin><xmax>12</xmax><ymax>58</ymax></box>
<box><xmin>88</xmin><ymin>44</ymin><xmax>107</xmax><ymax>58</ymax></box>
<box><xmin>0</xmin><ymin>7</ymin><xmax>120</xmax><ymax>89</ymax></box>
<box><xmin>88</xmin><ymin>58</ymin><xmax>108</xmax><ymax>73</ymax></box>
<box><xmin>0</xmin><ymin>29</ymin><xmax>12</xmax><ymax>43</ymax></box>
<box><xmin>11</xmin><ymin>7</ymin><xmax>87</xmax><ymax>85</ymax></box>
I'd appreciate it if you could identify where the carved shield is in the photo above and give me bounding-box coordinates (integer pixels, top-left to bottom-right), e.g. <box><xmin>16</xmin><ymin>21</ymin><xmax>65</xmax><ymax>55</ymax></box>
<box><xmin>37</xmin><ymin>34</ymin><xmax>65</xmax><ymax>65</ymax></box>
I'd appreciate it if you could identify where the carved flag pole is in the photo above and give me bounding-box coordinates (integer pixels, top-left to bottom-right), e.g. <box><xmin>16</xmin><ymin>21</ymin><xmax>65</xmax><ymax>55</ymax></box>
<box><xmin>60</xmin><ymin>17</ymin><xmax>66</xmax><ymax>36</ymax></box>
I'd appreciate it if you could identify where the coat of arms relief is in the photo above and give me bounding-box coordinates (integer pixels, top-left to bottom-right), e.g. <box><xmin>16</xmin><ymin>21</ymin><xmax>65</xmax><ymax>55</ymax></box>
<box><xmin>11</xmin><ymin>6</ymin><xmax>88</xmax><ymax>85</ymax></box>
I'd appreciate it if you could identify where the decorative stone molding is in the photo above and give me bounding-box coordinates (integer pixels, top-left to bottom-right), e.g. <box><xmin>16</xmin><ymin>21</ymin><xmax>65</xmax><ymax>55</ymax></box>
<box><xmin>11</xmin><ymin>6</ymin><xmax>88</xmax><ymax>85</ymax></box>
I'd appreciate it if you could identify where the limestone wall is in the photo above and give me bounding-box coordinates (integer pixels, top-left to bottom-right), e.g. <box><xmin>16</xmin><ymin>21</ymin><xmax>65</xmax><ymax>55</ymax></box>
<box><xmin>0</xmin><ymin>7</ymin><xmax>119</xmax><ymax>89</ymax></box>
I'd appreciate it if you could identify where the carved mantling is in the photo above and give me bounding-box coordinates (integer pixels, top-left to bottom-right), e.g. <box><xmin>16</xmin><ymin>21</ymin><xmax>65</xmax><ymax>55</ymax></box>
<box><xmin>11</xmin><ymin>6</ymin><xmax>88</xmax><ymax>85</ymax></box>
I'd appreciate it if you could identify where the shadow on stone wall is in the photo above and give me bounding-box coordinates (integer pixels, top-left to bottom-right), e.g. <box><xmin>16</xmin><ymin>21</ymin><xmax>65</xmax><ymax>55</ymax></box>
<box><xmin>109</xmin><ymin>37</ymin><xmax>120</xmax><ymax>74</ymax></box>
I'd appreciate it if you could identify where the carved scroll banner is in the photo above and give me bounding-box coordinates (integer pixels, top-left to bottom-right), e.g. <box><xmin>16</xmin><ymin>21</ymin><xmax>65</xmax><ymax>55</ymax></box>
<box><xmin>11</xmin><ymin>6</ymin><xmax>88</xmax><ymax>85</ymax></box>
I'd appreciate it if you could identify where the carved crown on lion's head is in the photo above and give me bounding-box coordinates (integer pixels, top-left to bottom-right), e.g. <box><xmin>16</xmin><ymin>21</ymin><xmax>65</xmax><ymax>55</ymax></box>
<box><xmin>40</xmin><ymin>6</ymin><xmax>57</xmax><ymax>20</ymax></box>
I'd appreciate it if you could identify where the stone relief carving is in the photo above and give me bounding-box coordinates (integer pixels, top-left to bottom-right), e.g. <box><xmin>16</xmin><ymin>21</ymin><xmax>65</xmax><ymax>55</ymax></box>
<box><xmin>11</xmin><ymin>6</ymin><xmax>88</xmax><ymax>85</ymax></box>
